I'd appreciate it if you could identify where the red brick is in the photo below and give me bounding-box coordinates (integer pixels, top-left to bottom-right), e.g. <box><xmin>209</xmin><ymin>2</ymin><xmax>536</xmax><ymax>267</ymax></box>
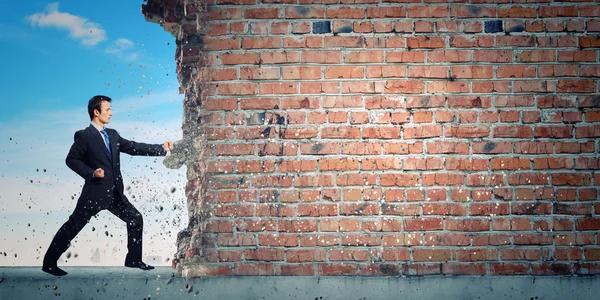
<box><xmin>324</xmin><ymin>66</ymin><xmax>364</xmax><ymax>79</ymax></box>
<box><xmin>408</xmin><ymin>6</ymin><xmax>448</xmax><ymax>18</ymax></box>
<box><xmin>382</xmin><ymin>234</ymin><xmax>422</xmax><ymax>247</ymax></box>
<box><xmin>557</xmin><ymin>80</ymin><xmax>596</xmax><ymax>93</ymax></box>
<box><xmin>469</xmin><ymin>203</ymin><xmax>509</xmax><ymax>216</ymax></box>
<box><xmin>380</xmin><ymin>174</ymin><xmax>420</xmax><ymax>187</ymax></box>
<box><xmin>329</xmin><ymin>249</ymin><xmax>369</xmax><ymax>261</ymax></box>
<box><xmin>360</xmin><ymin>264</ymin><xmax>402</xmax><ymax>276</ymax></box>
<box><xmin>362</xmin><ymin>158</ymin><xmax>402</xmax><ymax>170</ymax></box>
<box><xmin>474</xmin><ymin>50</ymin><xmax>512</xmax><ymax>62</ymax></box>
<box><xmin>404</xmin><ymin>218</ymin><xmax>443</xmax><ymax>231</ymax></box>
<box><xmin>490</xmin><ymin>263</ymin><xmax>529</xmax><ymax>275</ymax></box>
<box><xmin>501</xmin><ymin>249</ymin><xmax>540</xmax><ymax>261</ymax></box>
<box><xmin>442</xmin><ymin>263</ymin><xmax>486</xmax><ymax>275</ymax></box>
<box><xmin>366</xmin><ymin>66</ymin><xmax>406</xmax><ymax>78</ymax></box>
<box><xmin>382</xmin><ymin>204</ymin><xmax>420</xmax><ymax>216</ymax></box>
<box><xmin>284</xmin><ymin>249</ymin><xmax>326</xmax><ymax>262</ymax></box>
<box><xmin>337</xmin><ymin>173</ymin><xmax>377</xmax><ymax>186</ymax></box>
<box><xmin>340</xmin><ymin>203</ymin><xmax>379</xmax><ymax>215</ymax></box>
<box><xmin>275</xmin><ymin>264</ymin><xmax>314</xmax><ymax>276</ymax></box>
<box><xmin>451</xmin><ymin>66</ymin><xmax>493</xmax><ymax>79</ymax></box>
<box><xmin>456</xmin><ymin>249</ymin><xmax>497</xmax><ymax>262</ymax></box>
<box><xmin>427</xmin><ymin>142</ymin><xmax>469</xmax><ymax>154</ymax></box>
<box><xmin>341</xmin><ymin>142</ymin><xmax>381</xmax><ymax>155</ymax></box>
<box><xmin>408</xmin><ymin>66</ymin><xmax>448</xmax><ymax>78</ymax></box>
<box><xmin>235</xmin><ymin>263</ymin><xmax>273</xmax><ymax>276</ymax></box>
<box><xmin>256</xmin><ymin>204</ymin><xmax>295</xmax><ymax>217</ymax></box>
<box><xmin>318</xmin><ymin>264</ymin><xmax>357</xmax><ymax>275</ymax></box>
<box><xmin>413</xmin><ymin>249</ymin><xmax>451</xmax><ymax>262</ymax></box>
<box><xmin>407</xmin><ymin>36</ymin><xmax>446</xmax><ymax>49</ymax></box>
<box><xmin>367</xmin><ymin>6</ymin><xmax>405</xmax><ymax>18</ymax></box>
<box><xmin>324</xmin><ymin>36</ymin><xmax>365</xmax><ymax>48</ymax></box>
<box><xmin>532</xmin><ymin>263</ymin><xmax>572</xmax><ymax>275</ymax></box>
<box><xmin>514</xmin><ymin>234</ymin><xmax>553</xmax><ymax>245</ymax></box>
<box><xmin>446</xmin><ymin>219</ymin><xmax>490</xmax><ymax>232</ymax></box>
<box><xmin>403</xmin><ymin>264</ymin><xmax>441</xmax><ymax>276</ymax></box>
<box><xmin>424</xmin><ymin>233</ymin><xmax>470</xmax><ymax>246</ymax></box>
<box><xmin>341</xmin><ymin>234</ymin><xmax>381</xmax><ymax>246</ymax></box>
<box><xmin>493</xmin><ymin>126</ymin><xmax>532</xmax><ymax>138</ymax></box>
<box><xmin>404</xmin><ymin>125</ymin><xmax>443</xmax><ymax>139</ymax></box>
<box><xmin>387</xmin><ymin>51</ymin><xmax>425</xmax><ymax>63</ymax></box>
<box><xmin>445</xmin><ymin>125</ymin><xmax>490</xmax><ymax>138</ymax></box>
<box><xmin>466</xmin><ymin>174</ymin><xmax>506</xmax><ymax>187</ymax></box>
<box><xmin>428</xmin><ymin>81</ymin><xmax>469</xmax><ymax>93</ymax></box>
<box><xmin>218</xmin><ymin>83</ymin><xmax>258</xmax><ymax>95</ymax></box>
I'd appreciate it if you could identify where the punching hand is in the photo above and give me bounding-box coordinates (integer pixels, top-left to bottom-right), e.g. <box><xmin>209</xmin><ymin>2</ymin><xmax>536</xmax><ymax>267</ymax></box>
<box><xmin>163</xmin><ymin>140</ymin><xmax>174</xmax><ymax>152</ymax></box>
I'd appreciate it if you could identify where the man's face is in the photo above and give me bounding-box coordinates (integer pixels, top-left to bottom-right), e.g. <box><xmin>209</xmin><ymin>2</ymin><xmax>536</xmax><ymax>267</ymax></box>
<box><xmin>95</xmin><ymin>101</ymin><xmax>112</xmax><ymax>125</ymax></box>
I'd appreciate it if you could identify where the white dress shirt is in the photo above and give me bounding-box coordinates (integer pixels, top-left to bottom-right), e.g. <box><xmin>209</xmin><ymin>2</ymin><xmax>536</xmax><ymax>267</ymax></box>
<box><xmin>90</xmin><ymin>122</ymin><xmax>108</xmax><ymax>146</ymax></box>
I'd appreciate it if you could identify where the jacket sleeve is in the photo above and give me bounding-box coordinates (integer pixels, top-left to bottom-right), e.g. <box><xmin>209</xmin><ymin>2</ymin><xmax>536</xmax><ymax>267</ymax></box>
<box><xmin>116</xmin><ymin>131</ymin><xmax>167</xmax><ymax>157</ymax></box>
<box><xmin>65</xmin><ymin>130</ymin><xmax>95</xmax><ymax>179</ymax></box>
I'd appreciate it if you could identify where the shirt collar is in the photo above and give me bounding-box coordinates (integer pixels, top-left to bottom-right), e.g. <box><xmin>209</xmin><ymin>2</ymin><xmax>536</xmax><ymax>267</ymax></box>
<box><xmin>90</xmin><ymin>122</ymin><xmax>104</xmax><ymax>132</ymax></box>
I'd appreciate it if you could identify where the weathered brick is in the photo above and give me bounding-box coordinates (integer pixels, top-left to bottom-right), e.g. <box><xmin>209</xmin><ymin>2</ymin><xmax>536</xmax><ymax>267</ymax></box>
<box><xmin>163</xmin><ymin>2</ymin><xmax>600</xmax><ymax>277</ymax></box>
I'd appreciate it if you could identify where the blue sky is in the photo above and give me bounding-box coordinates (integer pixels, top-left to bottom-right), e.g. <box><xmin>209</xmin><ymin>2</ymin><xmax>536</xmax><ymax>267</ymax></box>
<box><xmin>0</xmin><ymin>1</ymin><xmax>187</xmax><ymax>266</ymax></box>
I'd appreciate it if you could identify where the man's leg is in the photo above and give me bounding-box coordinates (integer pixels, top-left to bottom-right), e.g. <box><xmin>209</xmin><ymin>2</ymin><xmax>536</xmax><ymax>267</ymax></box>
<box><xmin>42</xmin><ymin>208</ymin><xmax>98</xmax><ymax>276</ymax></box>
<box><xmin>107</xmin><ymin>196</ymin><xmax>153</xmax><ymax>270</ymax></box>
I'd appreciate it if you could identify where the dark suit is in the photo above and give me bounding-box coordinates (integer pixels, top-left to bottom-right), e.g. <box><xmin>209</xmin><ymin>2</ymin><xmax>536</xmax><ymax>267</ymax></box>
<box><xmin>44</xmin><ymin>124</ymin><xmax>166</xmax><ymax>266</ymax></box>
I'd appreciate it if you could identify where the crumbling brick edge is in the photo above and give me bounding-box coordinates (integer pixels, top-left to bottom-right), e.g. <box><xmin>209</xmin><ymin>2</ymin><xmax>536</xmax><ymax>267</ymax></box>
<box><xmin>142</xmin><ymin>0</ymin><xmax>212</xmax><ymax>276</ymax></box>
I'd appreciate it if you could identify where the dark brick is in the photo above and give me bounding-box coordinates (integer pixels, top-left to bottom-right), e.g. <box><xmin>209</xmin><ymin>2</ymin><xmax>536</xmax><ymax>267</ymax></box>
<box><xmin>485</xmin><ymin>20</ymin><xmax>503</xmax><ymax>33</ymax></box>
<box><xmin>313</xmin><ymin>21</ymin><xmax>331</xmax><ymax>34</ymax></box>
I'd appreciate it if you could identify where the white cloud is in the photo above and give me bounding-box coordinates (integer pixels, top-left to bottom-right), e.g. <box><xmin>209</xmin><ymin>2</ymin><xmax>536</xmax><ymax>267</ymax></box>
<box><xmin>115</xmin><ymin>38</ymin><xmax>134</xmax><ymax>50</ymax></box>
<box><xmin>105</xmin><ymin>38</ymin><xmax>140</xmax><ymax>61</ymax></box>
<box><xmin>25</xmin><ymin>3</ymin><xmax>107</xmax><ymax>46</ymax></box>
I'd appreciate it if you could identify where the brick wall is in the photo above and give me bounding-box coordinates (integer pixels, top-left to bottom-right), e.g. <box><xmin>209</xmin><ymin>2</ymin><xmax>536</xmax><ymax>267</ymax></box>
<box><xmin>143</xmin><ymin>0</ymin><xmax>600</xmax><ymax>276</ymax></box>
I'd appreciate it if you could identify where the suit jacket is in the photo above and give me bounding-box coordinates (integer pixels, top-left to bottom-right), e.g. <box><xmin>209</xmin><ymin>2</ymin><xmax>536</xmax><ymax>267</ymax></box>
<box><xmin>66</xmin><ymin>124</ymin><xmax>167</xmax><ymax>211</ymax></box>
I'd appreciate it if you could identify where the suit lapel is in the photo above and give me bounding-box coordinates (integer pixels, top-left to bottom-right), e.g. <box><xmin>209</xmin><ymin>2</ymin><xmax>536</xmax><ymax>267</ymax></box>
<box><xmin>88</xmin><ymin>125</ymin><xmax>112</xmax><ymax>163</ymax></box>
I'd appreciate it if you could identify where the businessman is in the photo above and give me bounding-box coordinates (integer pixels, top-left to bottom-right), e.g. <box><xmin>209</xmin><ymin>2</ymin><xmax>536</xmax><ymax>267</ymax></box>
<box><xmin>42</xmin><ymin>95</ymin><xmax>174</xmax><ymax>276</ymax></box>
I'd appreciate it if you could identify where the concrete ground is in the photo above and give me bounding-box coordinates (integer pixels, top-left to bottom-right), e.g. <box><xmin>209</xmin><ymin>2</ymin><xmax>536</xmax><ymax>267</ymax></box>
<box><xmin>1</xmin><ymin>267</ymin><xmax>599</xmax><ymax>299</ymax></box>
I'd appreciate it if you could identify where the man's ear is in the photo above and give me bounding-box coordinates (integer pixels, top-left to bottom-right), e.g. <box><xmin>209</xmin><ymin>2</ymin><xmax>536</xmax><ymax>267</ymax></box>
<box><xmin>94</xmin><ymin>109</ymin><xmax>100</xmax><ymax>117</ymax></box>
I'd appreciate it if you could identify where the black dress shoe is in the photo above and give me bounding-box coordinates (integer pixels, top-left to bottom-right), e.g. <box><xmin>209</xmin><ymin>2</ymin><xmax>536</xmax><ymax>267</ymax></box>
<box><xmin>42</xmin><ymin>265</ymin><xmax>68</xmax><ymax>276</ymax></box>
<box><xmin>125</xmin><ymin>261</ymin><xmax>155</xmax><ymax>270</ymax></box>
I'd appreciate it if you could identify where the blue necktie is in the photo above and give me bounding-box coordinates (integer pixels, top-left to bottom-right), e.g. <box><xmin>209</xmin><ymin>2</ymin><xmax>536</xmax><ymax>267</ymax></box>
<box><xmin>100</xmin><ymin>129</ymin><xmax>112</xmax><ymax>158</ymax></box>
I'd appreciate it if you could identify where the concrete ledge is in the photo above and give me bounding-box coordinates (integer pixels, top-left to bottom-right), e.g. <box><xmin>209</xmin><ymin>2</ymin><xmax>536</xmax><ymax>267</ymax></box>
<box><xmin>1</xmin><ymin>267</ymin><xmax>600</xmax><ymax>300</ymax></box>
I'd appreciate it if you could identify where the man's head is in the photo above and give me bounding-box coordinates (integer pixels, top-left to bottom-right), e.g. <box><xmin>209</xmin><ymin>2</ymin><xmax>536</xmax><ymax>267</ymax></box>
<box><xmin>88</xmin><ymin>95</ymin><xmax>112</xmax><ymax>125</ymax></box>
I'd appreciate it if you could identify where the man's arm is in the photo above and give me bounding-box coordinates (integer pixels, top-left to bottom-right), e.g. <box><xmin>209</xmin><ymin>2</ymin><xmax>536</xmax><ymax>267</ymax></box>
<box><xmin>65</xmin><ymin>131</ymin><xmax>95</xmax><ymax>179</ymax></box>
<box><xmin>117</xmin><ymin>133</ymin><xmax>168</xmax><ymax>156</ymax></box>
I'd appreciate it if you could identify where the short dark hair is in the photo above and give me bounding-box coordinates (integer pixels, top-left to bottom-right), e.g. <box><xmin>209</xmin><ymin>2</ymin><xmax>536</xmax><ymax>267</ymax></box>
<box><xmin>87</xmin><ymin>95</ymin><xmax>112</xmax><ymax>120</ymax></box>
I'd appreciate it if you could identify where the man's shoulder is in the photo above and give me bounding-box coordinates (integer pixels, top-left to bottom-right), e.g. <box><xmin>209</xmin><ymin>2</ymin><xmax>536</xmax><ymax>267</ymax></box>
<box><xmin>74</xmin><ymin>127</ymin><xmax>93</xmax><ymax>139</ymax></box>
<box><xmin>105</xmin><ymin>127</ymin><xmax>120</xmax><ymax>136</ymax></box>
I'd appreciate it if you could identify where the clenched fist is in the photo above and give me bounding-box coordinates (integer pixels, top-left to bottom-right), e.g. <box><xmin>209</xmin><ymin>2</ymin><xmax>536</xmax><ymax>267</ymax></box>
<box><xmin>93</xmin><ymin>168</ymin><xmax>104</xmax><ymax>178</ymax></box>
<box><xmin>163</xmin><ymin>140</ymin><xmax>174</xmax><ymax>152</ymax></box>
